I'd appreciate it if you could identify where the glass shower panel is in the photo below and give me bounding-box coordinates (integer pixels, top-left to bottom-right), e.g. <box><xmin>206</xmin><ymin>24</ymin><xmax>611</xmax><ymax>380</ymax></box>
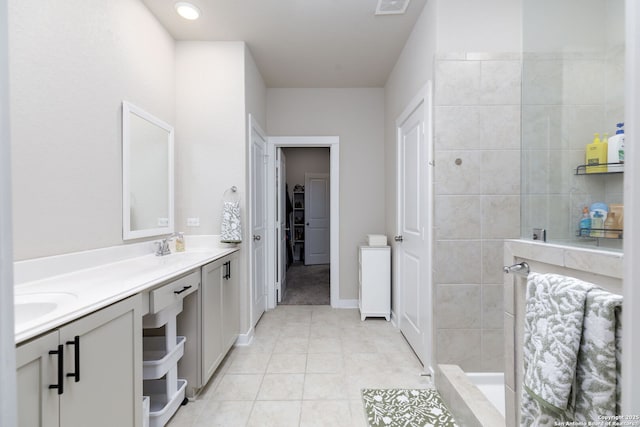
<box><xmin>521</xmin><ymin>0</ymin><xmax>624</xmax><ymax>250</ymax></box>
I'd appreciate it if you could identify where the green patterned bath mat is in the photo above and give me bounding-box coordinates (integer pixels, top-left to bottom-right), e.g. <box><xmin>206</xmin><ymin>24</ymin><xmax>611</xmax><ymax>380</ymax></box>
<box><xmin>361</xmin><ymin>389</ymin><xmax>458</xmax><ymax>427</ymax></box>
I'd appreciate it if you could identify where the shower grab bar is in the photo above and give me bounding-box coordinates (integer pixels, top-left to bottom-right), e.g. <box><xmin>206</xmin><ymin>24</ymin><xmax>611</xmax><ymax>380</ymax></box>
<box><xmin>503</xmin><ymin>262</ymin><xmax>530</xmax><ymax>276</ymax></box>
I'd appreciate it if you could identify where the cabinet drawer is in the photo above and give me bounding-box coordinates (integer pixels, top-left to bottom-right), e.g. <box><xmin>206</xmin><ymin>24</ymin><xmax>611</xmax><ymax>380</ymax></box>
<box><xmin>149</xmin><ymin>270</ymin><xmax>199</xmax><ymax>314</ymax></box>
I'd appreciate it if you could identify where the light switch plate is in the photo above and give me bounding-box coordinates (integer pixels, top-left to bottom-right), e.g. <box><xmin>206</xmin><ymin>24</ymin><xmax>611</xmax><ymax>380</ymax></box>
<box><xmin>187</xmin><ymin>217</ymin><xmax>200</xmax><ymax>227</ymax></box>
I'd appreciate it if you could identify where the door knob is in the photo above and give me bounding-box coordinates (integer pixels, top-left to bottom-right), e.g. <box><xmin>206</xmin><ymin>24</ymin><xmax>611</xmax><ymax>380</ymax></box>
<box><xmin>253</xmin><ymin>235</ymin><xmax>261</xmax><ymax>241</ymax></box>
<box><xmin>394</xmin><ymin>235</ymin><xmax>403</xmax><ymax>242</ymax></box>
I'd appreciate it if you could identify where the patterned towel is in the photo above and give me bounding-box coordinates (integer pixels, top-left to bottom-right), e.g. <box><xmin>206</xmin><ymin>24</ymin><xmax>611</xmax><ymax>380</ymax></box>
<box><xmin>521</xmin><ymin>274</ymin><xmax>623</xmax><ymax>426</ymax></box>
<box><xmin>522</xmin><ymin>273</ymin><xmax>595</xmax><ymax>413</ymax></box>
<box><xmin>220</xmin><ymin>201</ymin><xmax>242</xmax><ymax>243</ymax></box>
<box><xmin>570</xmin><ymin>288</ymin><xmax>622</xmax><ymax>421</ymax></box>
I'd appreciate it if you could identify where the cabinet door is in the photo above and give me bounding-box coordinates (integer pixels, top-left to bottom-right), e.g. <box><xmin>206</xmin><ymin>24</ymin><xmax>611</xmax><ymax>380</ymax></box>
<box><xmin>222</xmin><ymin>254</ymin><xmax>239</xmax><ymax>353</ymax></box>
<box><xmin>16</xmin><ymin>330</ymin><xmax>59</xmax><ymax>427</ymax></box>
<box><xmin>201</xmin><ymin>258</ymin><xmax>224</xmax><ymax>385</ymax></box>
<box><xmin>59</xmin><ymin>295</ymin><xmax>142</xmax><ymax>427</ymax></box>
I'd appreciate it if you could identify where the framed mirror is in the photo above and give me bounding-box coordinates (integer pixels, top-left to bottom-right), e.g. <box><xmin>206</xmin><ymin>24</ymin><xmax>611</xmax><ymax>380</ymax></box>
<box><xmin>122</xmin><ymin>101</ymin><xmax>174</xmax><ymax>240</ymax></box>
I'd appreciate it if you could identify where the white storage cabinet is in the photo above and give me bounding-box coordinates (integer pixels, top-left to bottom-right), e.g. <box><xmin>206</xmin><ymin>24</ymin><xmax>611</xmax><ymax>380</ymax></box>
<box><xmin>142</xmin><ymin>270</ymin><xmax>199</xmax><ymax>427</ymax></box>
<box><xmin>16</xmin><ymin>295</ymin><xmax>143</xmax><ymax>427</ymax></box>
<box><xmin>358</xmin><ymin>245</ymin><xmax>391</xmax><ymax>321</ymax></box>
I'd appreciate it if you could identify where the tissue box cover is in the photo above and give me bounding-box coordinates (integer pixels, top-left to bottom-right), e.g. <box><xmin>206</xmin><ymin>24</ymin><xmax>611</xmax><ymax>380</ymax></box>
<box><xmin>367</xmin><ymin>234</ymin><xmax>387</xmax><ymax>246</ymax></box>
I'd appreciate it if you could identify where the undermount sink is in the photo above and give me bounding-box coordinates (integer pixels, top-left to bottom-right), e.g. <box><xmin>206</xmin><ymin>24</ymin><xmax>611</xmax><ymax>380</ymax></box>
<box><xmin>14</xmin><ymin>292</ymin><xmax>78</xmax><ymax>327</ymax></box>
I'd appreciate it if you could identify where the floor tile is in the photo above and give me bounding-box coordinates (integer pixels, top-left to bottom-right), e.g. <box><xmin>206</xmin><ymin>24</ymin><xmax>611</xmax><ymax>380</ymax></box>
<box><xmin>211</xmin><ymin>374</ymin><xmax>263</xmax><ymax>401</ymax></box>
<box><xmin>247</xmin><ymin>401</ymin><xmax>302</xmax><ymax>427</ymax></box>
<box><xmin>193</xmin><ymin>400</ymin><xmax>253</xmax><ymax>427</ymax></box>
<box><xmin>306</xmin><ymin>353</ymin><xmax>344</xmax><ymax>374</ymax></box>
<box><xmin>226</xmin><ymin>353</ymin><xmax>271</xmax><ymax>374</ymax></box>
<box><xmin>257</xmin><ymin>374</ymin><xmax>305</xmax><ymax>400</ymax></box>
<box><xmin>166</xmin><ymin>306</ymin><xmax>434</xmax><ymax>427</ymax></box>
<box><xmin>299</xmin><ymin>400</ymin><xmax>352</xmax><ymax>427</ymax></box>
<box><xmin>303</xmin><ymin>374</ymin><xmax>349</xmax><ymax>400</ymax></box>
<box><xmin>266</xmin><ymin>353</ymin><xmax>307</xmax><ymax>373</ymax></box>
<box><xmin>273</xmin><ymin>337</ymin><xmax>309</xmax><ymax>354</ymax></box>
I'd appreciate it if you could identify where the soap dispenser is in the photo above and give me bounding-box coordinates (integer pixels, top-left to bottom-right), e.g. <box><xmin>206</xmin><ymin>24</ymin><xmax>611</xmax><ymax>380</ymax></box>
<box><xmin>586</xmin><ymin>133</ymin><xmax>608</xmax><ymax>173</ymax></box>
<box><xmin>176</xmin><ymin>232</ymin><xmax>185</xmax><ymax>252</ymax></box>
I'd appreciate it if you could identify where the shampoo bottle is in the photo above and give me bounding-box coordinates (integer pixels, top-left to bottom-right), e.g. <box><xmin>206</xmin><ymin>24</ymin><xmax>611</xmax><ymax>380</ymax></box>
<box><xmin>591</xmin><ymin>211</ymin><xmax>604</xmax><ymax>237</ymax></box>
<box><xmin>586</xmin><ymin>133</ymin><xmax>608</xmax><ymax>173</ymax></box>
<box><xmin>607</xmin><ymin>123</ymin><xmax>625</xmax><ymax>172</ymax></box>
<box><xmin>604</xmin><ymin>212</ymin><xmax>618</xmax><ymax>238</ymax></box>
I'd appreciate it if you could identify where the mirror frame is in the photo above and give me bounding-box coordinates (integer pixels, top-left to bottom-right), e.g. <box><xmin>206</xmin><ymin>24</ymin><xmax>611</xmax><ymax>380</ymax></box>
<box><xmin>122</xmin><ymin>101</ymin><xmax>175</xmax><ymax>240</ymax></box>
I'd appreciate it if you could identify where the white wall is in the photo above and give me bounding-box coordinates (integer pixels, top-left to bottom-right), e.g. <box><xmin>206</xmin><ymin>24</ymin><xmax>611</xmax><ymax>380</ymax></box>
<box><xmin>8</xmin><ymin>0</ymin><xmax>175</xmax><ymax>260</ymax></box>
<box><xmin>436</xmin><ymin>0</ymin><xmax>522</xmax><ymax>53</ymax></box>
<box><xmin>384</xmin><ymin>0</ymin><xmax>438</xmax><ymax>314</ymax></box>
<box><xmin>267</xmin><ymin>88</ymin><xmax>385</xmax><ymax>300</ymax></box>
<box><xmin>0</xmin><ymin>0</ymin><xmax>16</xmax><ymax>424</ymax></box>
<box><xmin>282</xmin><ymin>147</ymin><xmax>330</xmax><ymax>197</ymax></box>
<box><xmin>523</xmin><ymin>0</ymin><xmax>607</xmax><ymax>52</ymax></box>
<box><xmin>175</xmin><ymin>42</ymin><xmax>246</xmax><ymax>236</ymax></box>
<box><xmin>176</xmin><ymin>41</ymin><xmax>265</xmax><ymax>334</ymax></box>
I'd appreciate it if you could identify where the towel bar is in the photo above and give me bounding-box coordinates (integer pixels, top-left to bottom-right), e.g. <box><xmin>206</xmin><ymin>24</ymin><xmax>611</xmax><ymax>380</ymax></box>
<box><xmin>503</xmin><ymin>262</ymin><xmax>530</xmax><ymax>276</ymax></box>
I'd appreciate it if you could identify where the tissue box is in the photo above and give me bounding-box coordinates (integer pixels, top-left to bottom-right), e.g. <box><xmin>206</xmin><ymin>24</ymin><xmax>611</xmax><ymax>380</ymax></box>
<box><xmin>367</xmin><ymin>234</ymin><xmax>387</xmax><ymax>246</ymax></box>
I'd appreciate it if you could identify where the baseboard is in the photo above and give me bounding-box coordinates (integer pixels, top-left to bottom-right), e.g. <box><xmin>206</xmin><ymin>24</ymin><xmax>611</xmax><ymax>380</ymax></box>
<box><xmin>332</xmin><ymin>298</ymin><xmax>359</xmax><ymax>309</ymax></box>
<box><xmin>390</xmin><ymin>310</ymin><xmax>398</xmax><ymax>327</ymax></box>
<box><xmin>234</xmin><ymin>327</ymin><xmax>254</xmax><ymax>346</ymax></box>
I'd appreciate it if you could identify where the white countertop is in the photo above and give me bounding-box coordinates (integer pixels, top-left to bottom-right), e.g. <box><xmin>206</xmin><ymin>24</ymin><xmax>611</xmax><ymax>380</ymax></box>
<box><xmin>14</xmin><ymin>245</ymin><xmax>238</xmax><ymax>344</ymax></box>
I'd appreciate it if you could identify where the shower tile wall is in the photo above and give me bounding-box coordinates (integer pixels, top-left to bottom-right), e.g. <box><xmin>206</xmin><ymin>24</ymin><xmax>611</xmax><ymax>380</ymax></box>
<box><xmin>433</xmin><ymin>53</ymin><xmax>521</xmax><ymax>372</ymax></box>
<box><xmin>521</xmin><ymin>48</ymin><xmax>624</xmax><ymax>246</ymax></box>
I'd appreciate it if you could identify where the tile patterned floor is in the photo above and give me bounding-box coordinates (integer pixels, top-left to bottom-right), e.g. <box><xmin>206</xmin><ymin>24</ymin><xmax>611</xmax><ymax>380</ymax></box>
<box><xmin>166</xmin><ymin>305</ymin><xmax>432</xmax><ymax>427</ymax></box>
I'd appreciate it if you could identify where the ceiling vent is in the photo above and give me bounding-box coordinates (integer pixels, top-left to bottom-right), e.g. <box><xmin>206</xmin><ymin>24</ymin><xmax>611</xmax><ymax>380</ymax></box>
<box><xmin>375</xmin><ymin>0</ymin><xmax>410</xmax><ymax>15</ymax></box>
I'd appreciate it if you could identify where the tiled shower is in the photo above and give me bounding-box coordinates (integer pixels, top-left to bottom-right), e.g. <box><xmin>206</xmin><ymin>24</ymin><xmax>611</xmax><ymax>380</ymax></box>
<box><xmin>433</xmin><ymin>53</ymin><xmax>521</xmax><ymax>371</ymax></box>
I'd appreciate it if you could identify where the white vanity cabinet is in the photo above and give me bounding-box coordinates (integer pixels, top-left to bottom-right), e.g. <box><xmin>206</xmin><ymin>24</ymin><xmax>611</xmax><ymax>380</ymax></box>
<box><xmin>201</xmin><ymin>252</ymin><xmax>239</xmax><ymax>384</ymax></box>
<box><xmin>178</xmin><ymin>252</ymin><xmax>239</xmax><ymax>396</ymax></box>
<box><xmin>16</xmin><ymin>295</ymin><xmax>142</xmax><ymax>427</ymax></box>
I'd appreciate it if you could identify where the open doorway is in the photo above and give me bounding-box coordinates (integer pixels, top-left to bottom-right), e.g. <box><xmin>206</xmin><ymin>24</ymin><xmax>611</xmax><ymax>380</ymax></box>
<box><xmin>265</xmin><ymin>136</ymin><xmax>340</xmax><ymax>310</ymax></box>
<box><xmin>280</xmin><ymin>147</ymin><xmax>330</xmax><ymax>305</ymax></box>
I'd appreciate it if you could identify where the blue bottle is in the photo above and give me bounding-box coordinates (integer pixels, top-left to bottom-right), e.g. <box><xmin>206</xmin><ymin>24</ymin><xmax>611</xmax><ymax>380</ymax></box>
<box><xmin>579</xmin><ymin>206</ymin><xmax>591</xmax><ymax>237</ymax></box>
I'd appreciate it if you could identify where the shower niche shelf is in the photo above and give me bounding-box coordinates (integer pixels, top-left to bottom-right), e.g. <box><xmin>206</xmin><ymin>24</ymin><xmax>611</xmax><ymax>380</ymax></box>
<box><xmin>576</xmin><ymin>228</ymin><xmax>623</xmax><ymax>246</ymax></box>
<box><xmin>574</xmin><ymin>163</ymin><xmax>624</xmax><ymax>175</ymax></box>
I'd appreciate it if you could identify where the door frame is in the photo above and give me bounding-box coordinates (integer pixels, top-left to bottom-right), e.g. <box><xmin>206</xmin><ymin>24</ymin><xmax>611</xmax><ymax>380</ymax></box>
<box><xmin>266</xmin><ymin>136</ymin><xmax>340</xmax><ymax>308</ymax></box>
<box><xmin>624</xmin><ymin>0</ymin><xmax>640</xmax><ymax>412</ymax></box>
<box><xmin>394</xmin><ymin>83</ymin><xmax>433</xmax><ymax>373</ymax></box>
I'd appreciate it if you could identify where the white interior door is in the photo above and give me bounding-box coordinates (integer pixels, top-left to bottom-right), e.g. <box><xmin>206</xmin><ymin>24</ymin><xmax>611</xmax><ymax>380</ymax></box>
<box><xmin>276</xmin><ymin>148</ymin><xmax>287</xmax><ymax>303</ymax></box>
<box><xmin>304</xmin><ymin>173</ymin><xmax>330</xmax><ymax>265</ymax></box>
<box><xmin>250</xmin><ymin>118</ymin><xmax>268</xmax><ymax>326</ymax></box>
<box><xmin>396</xmin><ymin>88</ymin><xmax>432</xmax><ymax>369</ymax></box>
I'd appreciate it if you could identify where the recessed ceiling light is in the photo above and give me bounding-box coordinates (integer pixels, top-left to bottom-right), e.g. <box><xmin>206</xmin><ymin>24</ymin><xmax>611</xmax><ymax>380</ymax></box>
<box><xmin>175</xmin><ymin>2</ymin><xmax>200</xmax><ymax>20</ymax></box>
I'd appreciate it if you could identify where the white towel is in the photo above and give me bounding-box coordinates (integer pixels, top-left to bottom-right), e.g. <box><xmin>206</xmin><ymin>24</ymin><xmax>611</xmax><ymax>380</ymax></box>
<box><xmin>220</xmin><ymin>201</ymin><xmax>242</xmax><ymax>243</ymax></box>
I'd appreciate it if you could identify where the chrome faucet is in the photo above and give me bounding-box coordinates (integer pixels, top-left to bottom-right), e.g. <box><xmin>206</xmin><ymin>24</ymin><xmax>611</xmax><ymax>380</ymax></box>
<box><xmin>154</xmin><ymin>236</ymin><xmax>173</xmax><ymax>256</ymax></box>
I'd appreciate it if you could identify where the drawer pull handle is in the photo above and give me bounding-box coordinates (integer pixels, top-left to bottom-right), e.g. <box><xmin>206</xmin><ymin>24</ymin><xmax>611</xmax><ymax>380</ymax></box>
<box><xmin>48</xmin><ymin>344</ymin><xmax>64</xmax><ymax>395</ymax></box>
<box><xmin>174</xmin><ymin>285</ymin><xmax>192</xmax><ymax>295</ymax></box>
<box><xmin>66</xmin><ymin>336</ymin><xmax>80</xmax><ymax>382</ymax></box>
